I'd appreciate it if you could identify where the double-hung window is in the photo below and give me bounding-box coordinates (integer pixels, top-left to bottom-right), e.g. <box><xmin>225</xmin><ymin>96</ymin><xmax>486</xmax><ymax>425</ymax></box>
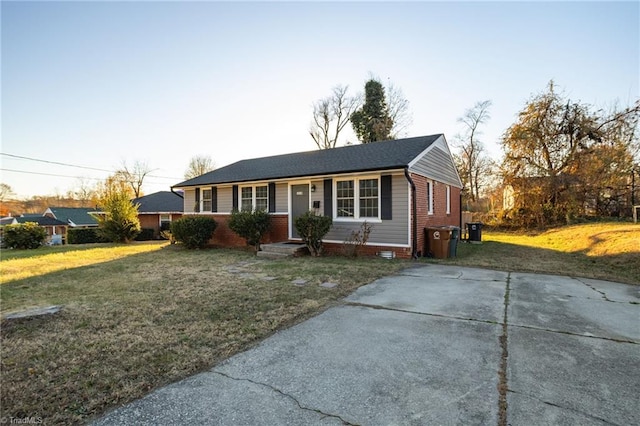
<box><xmin>202</xmin><ymin>189</ymin><xmax>213</xmax><ymax>212</ymax></box>
<box><xmin>336</xmin><ymin>180</ymin><xmax>355</xmax><ymax>217</ymax></box>
<box><xmin>335</xmin><ymin>178</ymin><xmax>379</xmax><ymax>220</ymax></box>
<box><xmin>241</xmin><ymin>187</ymin><xmax>253</xmax><ymax>211</ymax></box>
<box><xmin>241</xmin><ymin>185</ymin><xmax>269</xmax><ymax>211</ymax></box>
<box><xmin>255</xmin><ymin>186</ymin><xmax>268</xmax><ymax>211</ymax></box>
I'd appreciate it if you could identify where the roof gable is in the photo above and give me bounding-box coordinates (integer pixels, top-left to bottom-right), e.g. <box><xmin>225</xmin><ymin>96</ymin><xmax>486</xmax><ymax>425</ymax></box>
<box><xmin>174</xmin><ymin>135</ymin><xmax>443</xmax><ymax>187</ymax></box>
<box><xmin>133</xmin><ymin>191</ymin><xmax>184</xmax><ymax>213</ymax></box>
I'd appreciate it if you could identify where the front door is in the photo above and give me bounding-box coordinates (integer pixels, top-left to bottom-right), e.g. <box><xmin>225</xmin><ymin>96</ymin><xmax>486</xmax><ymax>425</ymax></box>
<box><xmin>291</xmin><ymin>184</ymin><xmax>310</xmax><ymax>239</ymax></box>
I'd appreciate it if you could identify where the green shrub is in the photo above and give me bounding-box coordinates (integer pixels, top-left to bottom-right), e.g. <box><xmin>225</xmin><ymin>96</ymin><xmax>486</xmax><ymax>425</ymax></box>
<box><xmin>294</xmin><ymin>211</ymin><xmax>333</xmax><ymax>256</ymax></box>
<box><xmin>67</xmin><ymin>228</ymin><xmax>106</xmax><ymax>244</ymax></box>
<box><xmin>171</xmin><ymin>216</ymin><xmax>217</xmax><ymax>249</ymax></box>
<box><xmin>3</xmin><ymin>222</ymin><xmax>47</xmax><ymax>249</ymax></box>
<box><xmin>228</xmin><ymin>209</ymin><xmax>272</xmax><ymax>252</ymax></box>
<box><xmin>135</xmin><ymin>228</ymin><xmax>155</xmax><ymax>241</ymax></box>
<box><xmin>98</xmin><ymin>217</ymin><xmax>141</xmax><ymax>243</ymax></box>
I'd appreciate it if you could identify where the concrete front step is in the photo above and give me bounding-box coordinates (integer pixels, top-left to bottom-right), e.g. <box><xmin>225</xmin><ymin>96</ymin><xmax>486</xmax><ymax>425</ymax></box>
<box><xmin>259</xmin><ymin>242</ymin><xmax>307</xmax><ymax>257</ymax></box>
<box><xmin>256</xmin><ymin>251</ymin><xmax>292</xmax><ymax>259</ymax></box>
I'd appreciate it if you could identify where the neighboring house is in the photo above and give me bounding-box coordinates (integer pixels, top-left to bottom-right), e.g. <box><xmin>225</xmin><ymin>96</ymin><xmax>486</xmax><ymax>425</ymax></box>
<box><xmin>44</xmin><ymin>207</ymin><xmax>100</xmax><ymax>228</ymax></box>
<box><xmin>0</xmin><ymin>215</ymin><xmax>68</xmax><ymax>244</ymax></box>
<box><xmin>132</xmin><ymin>191</ymin><xmax>184</xmax><ymax>238</ymax></box>
<box><xmin>15</xmin><ymin>216</ymin><xmax>68</xmax><ymax>244</ymax></box>
<box><xmin>172</xmin><ymin>134</ymin><xmax>463</xmax><ymax>258</ymax></box>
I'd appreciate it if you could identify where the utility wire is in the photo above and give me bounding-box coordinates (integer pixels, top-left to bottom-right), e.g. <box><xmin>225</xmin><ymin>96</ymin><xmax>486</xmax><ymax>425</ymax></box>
<box><xmin>0</xmin><ymin>168</ymin><xmax>175</xmax><ymax>186</ymax></box>
<box><xmin>0</xmin><ymin>153</ymin><xmax>181</xmax><ymax>180</ymax></box>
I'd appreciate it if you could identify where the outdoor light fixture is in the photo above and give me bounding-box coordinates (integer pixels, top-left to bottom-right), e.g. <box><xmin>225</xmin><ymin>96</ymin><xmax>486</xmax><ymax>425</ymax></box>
<box><xmin>311</xmin><ymin>184</ymin><xmax>316</xmax><ymax>192</ymax></box>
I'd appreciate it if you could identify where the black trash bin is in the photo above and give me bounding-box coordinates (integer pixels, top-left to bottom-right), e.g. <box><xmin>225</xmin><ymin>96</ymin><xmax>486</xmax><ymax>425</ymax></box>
<box><xmin>447</xmin><ymin>226</ymin><xmax>460</xmax><ymax>257</ymax></box>
<box><xmin>467</xmin><ymin>222</ymin><xmax>483</xmax><ymax>243</ymax></box>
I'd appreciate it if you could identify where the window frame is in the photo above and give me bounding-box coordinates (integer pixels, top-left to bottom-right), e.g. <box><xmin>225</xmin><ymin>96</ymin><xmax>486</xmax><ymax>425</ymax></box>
<box><xmin>240</xmin><ymin>184</ymin><xmax>269</xmax><ymax>212</ymax></box>
<box><xmin>333</xmin><ymin>176</ymin><xmax>381</xmax><ymax>221</ymax></box>
<box><xmin>446</xmin><ymin>185</ymin><xmax>451</xmax><ymax>215</ymax></box>
<box><xmin>202</xmin><ymin>189</ymin><xmax>213</xmax><ymax>212</ymax></box>
<box><xmin>427</xmin><ymin>180</ymin><xmax>434</xmax><ymax>215</ymax></box>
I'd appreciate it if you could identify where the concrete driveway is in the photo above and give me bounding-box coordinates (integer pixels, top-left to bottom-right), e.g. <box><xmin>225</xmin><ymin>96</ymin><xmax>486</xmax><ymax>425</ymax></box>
<box><xmin>94</xmin><ymin>265</ymin><xmax>639</xmax><ymax>425</ymax></box>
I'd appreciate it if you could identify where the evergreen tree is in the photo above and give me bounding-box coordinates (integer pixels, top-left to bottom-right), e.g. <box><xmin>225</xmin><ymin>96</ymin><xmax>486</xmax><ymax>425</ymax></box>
<box><xmin>96</xmin><ymin>177</ymin><xmax>141</xmax><ymax>243</ymax></box>
<box><xmin>350</xmin><ymin>79</ymin><xmax>394</xmax><ymax>143</ymax></box>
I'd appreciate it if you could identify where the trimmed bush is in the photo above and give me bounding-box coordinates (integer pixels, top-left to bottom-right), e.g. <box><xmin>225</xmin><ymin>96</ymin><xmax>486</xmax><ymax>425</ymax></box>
<box><xmin>228</xmin><ymin>209</ymin><xmax>272</xmax><ymax>252</ymax></box>
<box><xmin>3</xmin><ymin>222</ymin><xmax>47</xmax><ymax>249</ymax></box>
<box><xmin>67</xmin><ymin>228</ymin><xmax>106</xmax><ymax>244</ymax></box>
<box><xmin>294</xmin><ymin>211</ymin><xmax>333</xmax><ymax>256</ymax></box>
<box><xmin>135</xmin><ymin>228</ymin><xmax>155</xmax><ymax>241</ymax></box>
<box><xmin>171</xmin><ymin>216</ymin><xmax>217</xmax><ymax>249</ymax></box>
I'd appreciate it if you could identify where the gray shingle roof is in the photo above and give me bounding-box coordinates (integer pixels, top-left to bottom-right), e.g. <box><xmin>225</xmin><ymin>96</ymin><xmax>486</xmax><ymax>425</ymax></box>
<box><xmin>133</xmin><ymin>191</ymin><xmax>184</xmax><ymax>213</ymax></box>
<box><xmin>174</xmin><ymin>135</ymin><xmax>442</xmax><ymax>187</ymax></box>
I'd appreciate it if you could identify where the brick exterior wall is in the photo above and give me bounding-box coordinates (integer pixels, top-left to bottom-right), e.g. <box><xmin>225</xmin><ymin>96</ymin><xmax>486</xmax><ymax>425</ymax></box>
<box><xmin>411</xmin><ymin>173</ymin><xmax>461</xmax><ymax>257</ymax></box>
<box><xmin>199</xmin><ymin>214</ymin><xmax>289</xmax><ymax>247</ymax></box>
<box><xmin>138</xmin><ymin>213</ymin><xmax>183</xmax><ymax>238</ymax></box>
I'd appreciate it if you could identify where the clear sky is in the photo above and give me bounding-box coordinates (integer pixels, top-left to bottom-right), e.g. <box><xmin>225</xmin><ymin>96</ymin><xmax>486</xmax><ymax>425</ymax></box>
<box><xmin>2</xmin><ymin>1</ymin><xmax>638</xmax><ymax>199</ymax></box>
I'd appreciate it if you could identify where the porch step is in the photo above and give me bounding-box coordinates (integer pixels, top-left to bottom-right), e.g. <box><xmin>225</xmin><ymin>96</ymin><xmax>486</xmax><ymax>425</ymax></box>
<box><xmin>258</xmin><ymin>242</ymin><xmax>307</xmax><ymax>258</ymax></box>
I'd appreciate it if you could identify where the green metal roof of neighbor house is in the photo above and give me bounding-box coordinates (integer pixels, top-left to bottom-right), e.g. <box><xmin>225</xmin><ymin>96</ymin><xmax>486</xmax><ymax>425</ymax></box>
<box><xmin>133</xmin><ymin>191</ymin><xmax>184</xmax><ymax>213</ymax></box>
<box><xmin>173</xmin><ymin>135</ymin><xmax>442</xmax><ymax>188</ymax></box>
<box><xmin>47</xmin><ymin>207</ymin><xmax>99</xmax><ymax>227</ymax></box>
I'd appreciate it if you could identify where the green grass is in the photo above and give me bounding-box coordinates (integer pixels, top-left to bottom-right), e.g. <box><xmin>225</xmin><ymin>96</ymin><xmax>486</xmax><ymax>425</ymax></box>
<box><xmin>1</xmin><ymin>222</ymin><xmax>637</xmax><ymax>424</ymax></box>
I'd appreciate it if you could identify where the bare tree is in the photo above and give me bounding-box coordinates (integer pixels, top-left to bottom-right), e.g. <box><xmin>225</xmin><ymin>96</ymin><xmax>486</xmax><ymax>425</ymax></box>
<box><xmin>0</xmin><ymin>183</ymin><xmax>15</xmax><ymax>202</ymax></box>
<box><xmin>453</xmin><ymin>100</ymin><xmax>493</xmax><ymax>203</ymax></box>
<box><xmin>184</xmin><ymin>155</ymin><xmax>215</xmax><ymax>179</ymax></box>
<box><xmin>386</xmin><ymin>81</ymin><xmax>412</xmax><ymax>139</ymax></box>
<box><xmin>310</xmin><ymin>85</ymin><xmax>359</xmax><ymax>149</ymax></box>
<box><xmin>115</xmin><ymin>160</ymin><xmax>152</xmax><ymax>198</ymax></box>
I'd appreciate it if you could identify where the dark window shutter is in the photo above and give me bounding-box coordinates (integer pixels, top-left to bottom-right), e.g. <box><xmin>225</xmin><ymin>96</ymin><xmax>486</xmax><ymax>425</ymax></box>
<box><xmin>381</xmin><ymin>175</ymin><xmax>392</xmax><ymax>220</ymax></box>
<box><xmin>195</xmin><ymin>188</ymin><xmax>200</xmax><ymax>212</ymax></box>
<box><xmin>323</xmin><ymin>179</ymin><xmax>333</xmax><ymax>216</ymax></box>
<box><xmin>232</xmin><ymin>185</ymin><xmax>238</xmax><ymax>211</ymax></box>
<box><xmin>268</xmin><ymin>182</ymin><xmax>276</xmax><ymax>213</ymax></box>
<box><xmin>211</xmin><ymin>187</ymin><xmax>217</xmax><ymax>212</ymax></box>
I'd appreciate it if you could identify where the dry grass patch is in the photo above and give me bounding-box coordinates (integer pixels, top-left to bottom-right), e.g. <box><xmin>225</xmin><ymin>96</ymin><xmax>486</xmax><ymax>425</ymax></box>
<box><xmin>434</xmin><ymin>222</ymin><xmax>639</xmax><ymax>284</ymax></box>
<box><xmin>1</xmin><ymin>244</ymin><xmax>406</xmax><ymax>424</ymax></box>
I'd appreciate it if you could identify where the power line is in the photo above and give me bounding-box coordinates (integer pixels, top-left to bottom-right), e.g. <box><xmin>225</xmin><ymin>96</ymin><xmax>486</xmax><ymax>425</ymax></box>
<box><xmin>0</xmin><ymin>153</ymin><xmax>181</xmax><ymax>180</ymax></box>
<box><xmin>1</xmin><ymin>168</ymin><xmax>105</xmax><ymax>180</ymax></box>
<box><xmin>0</xmin><ymin>168</ymin><xmax>175</xmax><ymax>186</ymax></box>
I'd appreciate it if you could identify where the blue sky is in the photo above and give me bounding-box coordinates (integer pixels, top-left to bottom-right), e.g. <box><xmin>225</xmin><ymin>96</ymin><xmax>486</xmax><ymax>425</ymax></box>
<box><xmin>2</xmin><ymin>1</ymin><xmax>638</xmax><ymax>199</ymax></box>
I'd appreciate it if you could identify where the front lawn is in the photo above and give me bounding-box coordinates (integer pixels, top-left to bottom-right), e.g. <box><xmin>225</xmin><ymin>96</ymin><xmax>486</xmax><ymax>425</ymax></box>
<box><xmin>0</xmin><ymin>243</ymin><xmax>407</xmax><ymax>424</ymax></box>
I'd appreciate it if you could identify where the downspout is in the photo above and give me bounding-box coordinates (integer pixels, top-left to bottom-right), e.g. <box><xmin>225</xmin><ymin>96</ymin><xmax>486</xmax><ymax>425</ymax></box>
<box><xmin>404</xmin><ymin>168</ymin><xmax>418</xmax><ymax>259</ymax></box>
<box><xmin>171</xmin><ymin>186</ymin><xmax>184</xmax><ymax>199</ymax></box>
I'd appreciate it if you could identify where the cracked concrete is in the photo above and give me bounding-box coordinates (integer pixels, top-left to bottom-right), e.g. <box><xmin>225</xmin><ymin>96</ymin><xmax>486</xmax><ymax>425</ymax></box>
<box><xmin>93</xmin><ymin>265</ymin><xmax>638</xmax><ymax>426</ymax></box>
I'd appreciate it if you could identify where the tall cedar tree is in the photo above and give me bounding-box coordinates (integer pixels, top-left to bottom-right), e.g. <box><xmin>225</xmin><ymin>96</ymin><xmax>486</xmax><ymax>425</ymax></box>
<box><xmin>351</xmin><ymin>80</ymin><xmax>394</xmax><ymax>143</ymax></box>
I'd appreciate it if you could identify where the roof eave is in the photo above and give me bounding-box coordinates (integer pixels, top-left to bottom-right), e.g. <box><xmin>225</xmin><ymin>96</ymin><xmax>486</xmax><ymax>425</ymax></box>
<box><xmin>172</xmin><ymin>165</ymin><xmax>408</xmax><ymax>189</ymax></box>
